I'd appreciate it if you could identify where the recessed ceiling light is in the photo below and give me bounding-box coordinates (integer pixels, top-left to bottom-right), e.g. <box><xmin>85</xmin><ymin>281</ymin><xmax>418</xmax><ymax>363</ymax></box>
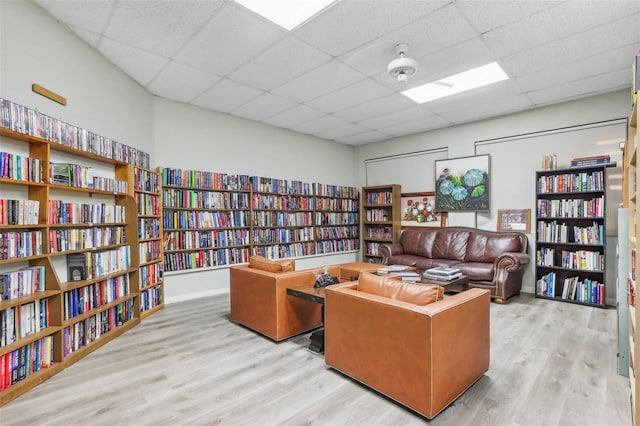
<box><xmin>401</xmin><ymin>62</ymin><xmax>509</xmax><ymax>104</ymax></box>
<box><xmin>235</xmin><ymin>0</ymin><xmax>336</xmax><ymax>31</ymax></box>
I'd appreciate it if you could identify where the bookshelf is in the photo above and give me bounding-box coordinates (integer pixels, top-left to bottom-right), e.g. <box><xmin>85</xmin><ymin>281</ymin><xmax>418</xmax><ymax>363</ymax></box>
<box><xmin>0</xmin><ymin>99</ymin><xmax>147</xmax><ymax>406</ymax></box>
<box><xmin>117</xmin><ymin>166</ymin><xmax>164</xmax><ymax>318</ymax></box>
<box><xmin>313</xmin><ymin>183</ymin><xmax>359</xmax><ymax>256</ymax></box>
<box><xmin>534</xmin><ymin>165</ymin><xmax>611</xmax><ymax>307</ymax></box>
<box><xmin>361</xmin><ymin>184</ymin><xmax>401</xmax><ymax>263</ymax></box>
<box><xmin>625</xmin><ymin>96</ymin><xmax>639</xmax><ymax>425</ymax></box>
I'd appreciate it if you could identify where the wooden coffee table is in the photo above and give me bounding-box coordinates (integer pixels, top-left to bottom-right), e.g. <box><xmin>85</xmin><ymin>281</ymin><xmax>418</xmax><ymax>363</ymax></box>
<box><xmin>286</xmin><ymin>284</ymin><xmax>331</xmax><ymax>353</ymax></box>
<box><xmin>419</xmin><ymin>274</ymin><xmax>469</xmax><ymax>292</ymax></box>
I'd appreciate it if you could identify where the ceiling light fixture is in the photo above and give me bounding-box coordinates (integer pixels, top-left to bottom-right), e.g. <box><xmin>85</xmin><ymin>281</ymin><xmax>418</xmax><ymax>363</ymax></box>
<box><xmin>402</xmin><ymin>62</ymin><xmax>509</xmax><ymax>103</ymax></box>
<box><xmin>234</xmin><ymin>0</ymin><xmax>336</xmax><ymax>31</ymax></box>
<box><xmin>387</xmin><ymin>43</ymin><xmax>418</xmax><ymax>83</ymax></box>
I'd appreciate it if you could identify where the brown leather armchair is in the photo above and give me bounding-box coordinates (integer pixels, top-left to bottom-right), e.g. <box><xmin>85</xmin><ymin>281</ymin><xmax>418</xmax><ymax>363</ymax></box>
<box><xmin>324</xmin><ymin>275</ymin><xmax>490</xmax><ymax>419</ymax></box>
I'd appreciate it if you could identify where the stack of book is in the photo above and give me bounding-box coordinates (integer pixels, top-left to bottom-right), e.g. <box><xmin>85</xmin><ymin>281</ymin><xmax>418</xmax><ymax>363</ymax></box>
<box><xmin>423</xmin><ymin>266</ymin><xmax>462</xmax><ymax>281</ymax></box>
<box><xmin>570</xmin><ymin>155</ymin><xmax>612</xmax><ymax>168</ymax></box>
<box><xmin>376</xmin><ymin>265</ymin><xmax>410</xmax><ymax>275</ymax></box>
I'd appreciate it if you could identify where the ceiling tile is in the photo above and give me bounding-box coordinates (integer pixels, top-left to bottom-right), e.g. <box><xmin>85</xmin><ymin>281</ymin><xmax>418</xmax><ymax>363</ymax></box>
<box><xmin>357</xmin><ymin>106</ymin><xmax>434</xmax><ymax>130</ymax></box>
<box><xmin>271</xmin><ymin>59</ymin><xmax>365</xmax><ymax>103</ymax></box>
<box><xmin>228</xmin><ymin>36</ymin><xmax>331</xmax><ymax>90</ymax></box>
<box><xmin>175</xmin><ymin>2</ymin><xmax>286</xmax><ymax>76</ymax></box>
<box><xmin>147</xmin><ymin>61</ymin><xmax>220</xmax><ymax>103</ymax></box>
<box><xmin>98</xmin><ymin>37</ymin><xmax>169</xmax><ymax>86</ymax></box>
<box><xmin>291</xmin><ymin>114</ymin><xmax>349</xmax><ymax>135</ymax></box>
<box><xmin>294</xmin><ymin>0</ymin><xmax>450</xmax><ymax>56</ymax></box>
<box><xmin>455</xmin><ymin>0</ymin><xmax>560</xmax><ymax>34</ymax></box>
<box><xmin>104</xmin><ymin>0</ymin><xmax>224</xmax><ymax>57</ymax></box>
<box><xmin>313</xmin><ymin>123</ymin><xmax>371</xmax><ymax>140</ymax></box>
<box><xmin>305</xmin><ymin>79</ymin><xmax>392</xmax><ymax>113</ymax></box>
<box><xmin>336</xmin><ymin>130</ymin><xmax>391</xmax><ymax>146</ymax></box>
<box><xmin>262</xmin><ymin>105</ymin><xmax>326</xmax><ymax>129</ymax></box>
<box><xmin>378</xmin><ymin>115</ymin><xmax>451</xmax><ymax>137</ymax></box>
<box><xmin>191</xmin><ymin>79</ymin><xmax>262</xmax><ymax>113</ymax></box>
<box><xmin>66</xmin><ymin>24</ymin><xmax>102</xmax><ymax>48</ymax></box>
<box><xmin>333</xmin><ymin>94</ymin><xmax>415</xmax><ymax>123</ymax></box>
<box><xmin>35</xmin><ymin>0</ymin><xmax>115</xmax><ymax>33</ymax></box>
<box><xmin>231</xmin><ymin>93</ymin><xmax>296</xmax><ymax>122</ymax></box>
<box><xmin>439</xmin><ymin>94</ymin><xmax>532</xmax><ymax>124</ymax></box>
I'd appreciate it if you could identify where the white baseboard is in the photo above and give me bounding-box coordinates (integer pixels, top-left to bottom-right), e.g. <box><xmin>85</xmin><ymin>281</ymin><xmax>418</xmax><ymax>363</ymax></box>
<box><xmin>165</xmin><ymin>287</ymin><xmax>229</xmax><ymax>305</ymax></box>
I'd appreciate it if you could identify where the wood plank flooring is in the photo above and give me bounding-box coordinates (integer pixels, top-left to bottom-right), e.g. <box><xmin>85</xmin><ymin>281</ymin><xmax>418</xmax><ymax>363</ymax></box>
<box><xmin>0</xmin><ymin>293</ymin><xmax>632</xmax><ymax>425</ymax></box>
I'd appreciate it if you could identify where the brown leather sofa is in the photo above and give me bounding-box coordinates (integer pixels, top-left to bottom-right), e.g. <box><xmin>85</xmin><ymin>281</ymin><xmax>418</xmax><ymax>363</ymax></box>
<box><xmin>379</xmin><ymin>227</ymin><xmax>529</xmax><ymax>303</ymax></box>
<box><xmin>229</xmin><ymin>257</ymin><xmax>382</xmax><ymax>341</ymax></box>
<box><xmin>325</xmin><ymin>273</ymin><xmax>491</xmax><ymax>419</ymax></box>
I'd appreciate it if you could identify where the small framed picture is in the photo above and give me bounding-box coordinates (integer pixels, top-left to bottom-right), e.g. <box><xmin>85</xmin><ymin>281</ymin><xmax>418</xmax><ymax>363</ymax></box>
<box><xmin>497</xmin><ymin>209</ymin><xmax>531</xmax><ymax>233</ymax></box>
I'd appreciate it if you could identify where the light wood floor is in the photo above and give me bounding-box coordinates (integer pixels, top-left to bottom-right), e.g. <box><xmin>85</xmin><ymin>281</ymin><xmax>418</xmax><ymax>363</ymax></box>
<box><xmin>0</xmin><ymin>293</ymin><xmax>632</xmax><ymax>425</ymax></box>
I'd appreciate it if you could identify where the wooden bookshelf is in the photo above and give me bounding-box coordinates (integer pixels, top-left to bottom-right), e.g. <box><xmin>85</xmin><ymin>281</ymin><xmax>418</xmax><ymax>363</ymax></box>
<box><xmin>534</xmin><ymin>165</ymin><xmax>611</xmax><ymax>307</ymax></box>
<box><xmin>313</xmin><ymin>183</ymin><xmax>359</xmax><ymax>256</ymax></box>
<box><xmin>0</xmin><ymin>99</ymin><xmax>147</xmax><ymax>406</ymax></box>
<box><xmin>361</xmin><ymin>184</ymin><xmax>401</xmax><ymax>263</ymax></box>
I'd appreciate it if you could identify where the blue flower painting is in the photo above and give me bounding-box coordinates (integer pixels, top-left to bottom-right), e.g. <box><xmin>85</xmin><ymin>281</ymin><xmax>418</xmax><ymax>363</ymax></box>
<box><xmin>435</xmin><ymin>155</ymin><xmax>490</xmax><ymax>211</ymax></box>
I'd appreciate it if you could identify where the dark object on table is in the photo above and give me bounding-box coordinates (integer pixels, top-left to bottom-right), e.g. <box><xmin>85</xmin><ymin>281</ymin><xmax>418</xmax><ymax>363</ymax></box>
<box><xmin>314</xmin><ymin>273</ymin><xmax>339</xmax><ymax>288</ymax></box>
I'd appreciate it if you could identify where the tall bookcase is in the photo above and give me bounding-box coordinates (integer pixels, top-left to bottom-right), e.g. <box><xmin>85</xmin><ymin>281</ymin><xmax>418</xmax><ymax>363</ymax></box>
<box><xmin>117</xmin><ymin>165</ymin><xmax>164</xmax><ymax>318</ymax></box>
<box><xmin>313</xmin><ymin>184</ymin><xmax>359</xmax><ymax>256</ymax></box>
<box><xmin>361</xmin><ymin>184</ymin><xmax>401</xmax><ymax>263</ymax></box>
<box><xmin>625</xmin><ymin>95</ymin><xmax>639</xmax><ymax>425</ymax></box>
<box><xmin>534</xmin><ymin>165</ymin><xmax>610</xmax><ymax>307</ymax></box>
<box><xmin>0</xmin><ymin>127</ymin><xmax>141</xmax><ymax>406</ymax></box>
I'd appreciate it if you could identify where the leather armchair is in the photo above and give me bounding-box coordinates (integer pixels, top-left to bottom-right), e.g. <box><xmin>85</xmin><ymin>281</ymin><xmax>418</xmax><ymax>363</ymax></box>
<box><xmin>325</xmin><ymin>279</ymin><xmax>490</xmax><ymax>419</ymax></box>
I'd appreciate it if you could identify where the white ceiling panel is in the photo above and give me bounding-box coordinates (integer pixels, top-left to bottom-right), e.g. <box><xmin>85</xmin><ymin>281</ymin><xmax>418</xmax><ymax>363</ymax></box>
<box><xmin>292</xmin><ymin>114</ymin><xmax>349</xmax><ymax>135</ymax></box>
<box><xmin>455</xmin><ymin>0</ymin><xmax>560</xmax><ymax>34</ymax></box>
<box><xmin>147</xmin><ymin>61</ymin><xmax>220</xmax><ymax>103</ymax></box>
<box><xmin>422</xmin><ymin>80</ymin><xmax>524</xmax><ymax>115</ymax></box>
<box><xmin>333</xmin><ymin>94</ymin><xmax>415</xmax><ymax>123</ymax></box>
<box><xmin>262</xmin><ymin>105</ymin><xmax>326</xmax><ymax>129</ymax></box>
<box><xmin>336</xmin><ymin>130</ymin><xmax>390</xmax><ymax>145</ymax></box>
<box><xmin>231</xmin><ymin>93</ymin><xmax>296</xmax><ymax>122</ymax></box>
<box><xmin>357</xmin><ymin>106</ymin><xmax>439</xmax><ymax>130</ymax></box>
<box><xmin>314</xmin><ymin>123</ymin><xmax>371</xmax><ymax>140</ymax></box>
<box><xmin>98</xmin><ymin>37</ymin><xmax>169</xmax><ymax>87</ymax></box>
<box><xmin>379</xmin><ymin>115</ymin><xmax>451</xmax><ymax>137</ymax></box>
<box><xmin>191</xmin><ymin>79</ymin><xmax>262</xmax><ymax>113</ymax></box>
<box><xmin>439</xmin><ymin>95</ymin><xmax>533</xmax><ymax>124</ymax></box>
<box><xmin>229</xmin><ymin>36</ymin><xmax>331</xmax><ymax>90</ymax></box>
<box><xmin>175</xmin><ymin>2</ymin><xmax>286</xmax><ymax>76</ymax></box>
<box><xmin>305</xmin><ymin>78</ymin><xmax>392</xmax><ymax>113</ymax></box>
<box><xmin>67</xmin><ymin>24</ymin><xmax>102</xmax><ymax>48</ymax></box>
<box><xmin>36</xmin><ymin>0</ymin><xmax>115</xmax><ymax>34</ymax></box>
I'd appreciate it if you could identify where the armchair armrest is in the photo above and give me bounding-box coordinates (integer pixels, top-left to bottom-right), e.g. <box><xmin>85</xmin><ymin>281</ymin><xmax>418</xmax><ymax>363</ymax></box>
<box><xmin>379</xmin><ymin>243</ymin><xmax>403</xmax><ymax>264</ymax></box>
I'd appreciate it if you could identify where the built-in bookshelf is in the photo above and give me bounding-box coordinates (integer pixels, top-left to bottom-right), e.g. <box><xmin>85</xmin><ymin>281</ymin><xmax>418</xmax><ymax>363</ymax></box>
<box><xmin>160</xmin><ymin>168</ymin><xmax>359</xmax><ymax>273</ymax></box>
<box><xmin>361</xmin><ymin>184</ymin><xmax>401</xmax><ymax>263</ymax></box>
<box><xmin>0</xmin><ymin>98</ymin><xmax>146</xmax><ymax>406</ymax></box>
<box><xmin>625</xmin><ymin>93</ymin><xmax>639</xmax><ymax>425</ymax></box>
<box><xmin>534</xmin><ymin>165</ymin><xmax>611</xmax><ymax>307</ymax></box>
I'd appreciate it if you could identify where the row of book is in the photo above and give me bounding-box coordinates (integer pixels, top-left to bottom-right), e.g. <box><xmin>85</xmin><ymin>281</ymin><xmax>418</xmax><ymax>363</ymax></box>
<box><xmin>139</xmin><ymin>240</ymin><xmax>162</xmax><ymax>264</ymax></box>
<box><xmin>315</xmin><ymin>226</ymin><xmax>359</xmax><ymax>240</ymax></box>
<box><xmin>138</xmin><ymin>218</ymin><xmax>160</xmax><ymax>240</ymax></box>
<box><xmin>0</xmin><ymin>151</ymin><xmax>43</xmax><ymax>183</ymax></box>
<box><xmin>315</xmin><ymin>239</ymin><xmax>359</xmax><ymax>254</ymax></box>
<box><xmin>536</xmin><ymin>247</ymin><xmax>604</xmax><ymax>271</ymax></box>
<box><xmin>62</xmin><ymin>300</ymin><xmax>135</xmax><ymax>357</ymax></box>
<box><xmin>66</xmin><ymin>246</ymin><xmax>131</xmax><ymax>282</ymax></box>
<box><xmin>364</xmin><ymin>208</ymin><xmax>389</xmax><ymax>222</ymax></box>
<box><xmin>315</xmin><ymin>198</ymin><xmax>358</xmax><ymax>211</ymax></box>
<box><xmin>1</xmin><ymin>299</ymin><xmax>50</xmax><ymax>346</ymax></box>
<box><xmin>313</xmin><ymin>184</ymin><xmax>358</xmax><ymax>199</ymax></box>
<box><xmin>250</xmin><ymin>176</ymin><xmax>311</xmax><ymax>195</ymax></box>
<box><xmin>252</xmin><ymin>211</ymin><xmax>313</xmax><ymax>227</ymax></box>
<box><xmin>140</xmin><ymin>285</ymin><xmax>163</xmax><ymax>313</ymax></box>
<box><xmin>252</xmin><ymin>194</ymin><xmax>313</xmax><ymax>210</ymax></box>
<box><xmin>163</xmin><ymin>229</ymin><xmax>250</xmax><ymax>251</ymax></box>
<box><xmin>365</xmin><ymin>191</ymin><xmax>393</xmax><ymax>205</ymax></box>
<box><xmin>253</xmin><ymin>242</ymin><xmax>316</xmax><ymax>259</ymax></box>
<box><xmin>541</xmin><ymin>154</ymin><xmax>557</xmax><ymax>170</ymax></box>
<box><xmin>133</xmin><ymin>167</ymin><xmax>160</xmax><ymax>193</ymax></box>
<box><xmin>164</xmin><ymin>247</ymin><xmax>251</xmax><ymax>272</ymax></box>
<box><xmin>163</xmin><ymin>188</ymin><xmax>250</xmax><ymax>210</ymax></box>
<box><xmin>49</xmin><ymin>162</ymin><xmax>128</xmax><ymax>193</ymax></box>
<box><xmin>0</xmin><ymin>230</ymin><xmax>44</xmax><ymax>260</ymax></box>
<box><xmin>0</xmin><ymin>199</ymin><xmax>40</xmax><ymax>226</ymax></box>
<box><xmin>536</xmin><ymin>221</ymin><xmax>604</xmax><ymax>244</ymax></box>
<box><xmin>48</xmin><ymin>200</ymin><xmax>126</xmax><ymax>225</ymax></box>
<box><xmin>1</xmin><ymin>98</ymin><xmax>150</xmax><ymax>168</ymax></box>
<box><xmin>570</xmin><ymin>155</ymin><xmax>612</xmax><ymax>168</ymax></box>
<box><xmin>315</xmin><ymin>212</ymin><xmax>358</xmax><ymax>226</ymax></box>
<box><xmin>161</xmin><ymin>167</ymin><xmax>251</xmax><ymax>190</ymax></box>
<box><xmin>365</xmin><ymin>242</ymin><xmax>381</xmax><ymax>256</ymax></box>
<box><xmin>537</xmin><ymin>272</ymin><xmax>604</xmax><ymax>304</ymax></box>
<box><xmin>63</xmin><ymin>275</ymin><xmax>130</xmax><ymax>320</ymax></box>
<box><xmin>0</xmin><ymin>336</ymin><xmax>54</xmax><ymax>392</ymax></box>
<box><xmin>536</xmin><ymin>196</ymin><xmax>604</xmax><ymax>218</ymax></box>
<box><xmin>423</xmin><ymin>266</ymin><xmax>463</xmax><ymax>281</ymax></box>
<box><xmin>163</xmin><ymin>210</ymin><xmax>248</xmax><ymax>229</ymax></box>
<box><xmin>140</xmin><ymin>262</ymin><xmax>163</xmax><ymax>289</ymax></box>
<box><xmin>49</xmin><ymin>226</ymin><xmax>126</xmax><ymax>253</ymax></box>
<box><xmin>537</xmin><ymin>170</ymin><xmax>605</xmax><ymax>193</ymax></box>
<box><xmin>366</xmin><ymin>226</ymin><xmax>393</xmax><ymax>240</ymax></box>
<box><xmin>135</xmin><ymin>193</ymin><xmax>161</xmax><ymax>216</ymax></box>
<box><xmin>0</xmin><ymin>266</ymin><xmax>45</xmax><ymax>301</ymax></box>
<box><xmin>253</xmin><ymin>227</ymin><xmax>314</xmax><ymax>244</ymax></box>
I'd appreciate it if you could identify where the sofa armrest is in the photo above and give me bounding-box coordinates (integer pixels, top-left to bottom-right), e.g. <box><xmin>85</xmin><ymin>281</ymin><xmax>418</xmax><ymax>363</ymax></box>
<box><xmin>495</xmin><ymin>252</ymin><xmax>530</xmax><ymax>272</ymax></box>
<box><xmin>379</xmin><ymin>243</ymin><xmax>403</xmax><ymax>264</ymax></box>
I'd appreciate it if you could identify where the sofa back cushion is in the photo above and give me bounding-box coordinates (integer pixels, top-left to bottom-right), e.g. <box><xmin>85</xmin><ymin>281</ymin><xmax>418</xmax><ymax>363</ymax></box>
<box><xmin>358</xmin><ymin>272</ymin><xmax>444</xmax><ymax>305</ymax></box>
<box><xmin>248</xmin><ymin>255</ymin><xmax>295</xmax><ymax>272</ymax></box>
<box><xmin>431</xmin><ymin>229</ymin><xmax>470</xmax><ymax>261</ymax></box>
<box><xmin>399</xmin><ymin>229</ymin><xmax>438</xmax><ymax>258</ymax></box>
<box><xmin>465</xmin><ymin>232</ymin><xmax>523</xmax><ymax>263</ymax></box>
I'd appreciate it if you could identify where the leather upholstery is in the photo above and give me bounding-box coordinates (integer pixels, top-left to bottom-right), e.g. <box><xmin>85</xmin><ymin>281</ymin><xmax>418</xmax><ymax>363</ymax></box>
<box><xmin>358</xmin><ymin>272</ymin><xmax>443</xmax><ymax>305</ymax></box>
<box><xmin>229</xmin><ymin>262</ymin><xmax>383</xmax><ymax>341</ymax></box>
<box><xmin>325</xmin><ymin>284</ymin><xmax>490</xmax><ymax>419</ymax></box>
<box><xmin>379</xmin><ymin>227</ymin><xmax>530</xmax><ymax>302</ymax></box>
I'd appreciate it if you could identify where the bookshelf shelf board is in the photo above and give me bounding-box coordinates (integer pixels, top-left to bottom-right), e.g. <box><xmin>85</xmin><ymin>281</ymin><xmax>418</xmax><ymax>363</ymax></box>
<box><xmin>536</xmin><ymin>241</ymin><xmax>605</xmax><ymax>247</ymax></box>
<box><xmin>0</xmin><ymin>178</ymin><xmax>46</xmax><ymax>186</ymax></box>
<box><xmin>140</xmin><ymin>303</ymin><xmax>163</xmax><ymax>319</ymax></box>
<box><xmin>138</xmin><ymin>237</ymin><xmax>161</xmax><ymax>243</ymax></box>
<box><xmin>139</xmin><ymin>259</ymin><xmax>163</xmax><ymax>267</ymax></box>
<box><xmin>60</xmin><ymin>267</ymin><xmax>135</xmax><ymax>291</ymax></box>
<box><xmin>134</xmin><ymin>189</ymin><xmax>160</xmax><ymax>196</ymax></box>
<box><xmin>0</xmin><ymin>326</ymin><xmax>63</xmax><ymax>356</ymax></box>
<box><xmin>49</xmin><ymin>242</ymin><xmax>129</xmax><ymax>256</ymax></box>
<box><xmin>48</xmin><ymin>184</ymin><xmax>127</xmax><ymax>196</ymax></box>
<box><xmin>0</xmin><ymin>223</ymin><xmax>47</xmax><ymax>230</ymax></box>
<box><xmin>47</xmin><ymin>222</ymin><xmax>126</xmax><ymax>228</ymax></box>
<box><xmin>0</xmin><ymin>363</ymin><xmax>65</xmax><ymax>407</ymax></box>
<box><xmin>535</xmin><ymin>265</ymin><xmax>604</xmax><ymax>274</ymax></box>
<box><xmin>140</xmin><ymin>281</ymin><xmax>163</xmax><ymax>292</ymax></box>
<box><xmin>0</xmin><ymin>254</ymin><xmax>48</xmax><ymax>264</ymax></box>
<box><xmin>0</xmin><ymin>290</ymin><xmax>60</xmax><ymax>309</ymax></box>
<box><xmin>62</xmin><ymin>318</ymin><xmax>139</xmax><ymax>364</ymax></box>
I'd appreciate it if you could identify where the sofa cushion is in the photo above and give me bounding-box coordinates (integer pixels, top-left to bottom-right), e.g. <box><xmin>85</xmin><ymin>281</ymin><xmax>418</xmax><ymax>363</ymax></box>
<box><xmin>465</xmin><ymin>232</ymin><xmax>522</xmax><ymax>263</ymax></box>
<box><xmin>248</xmin><ymin>255</ymin><xmax>295</xmax><ymax>272</ymax></box>
<box><xmin>432</xmin><ymin>229</ymin><xmax>470</xmax><ymax>261</ymax></box>
<box><xmin>358</xmin><ymin>272</ymin><xmax>444</xmax><ymax>305</ymax></box>
<box><xmin>457</xmin><ymin>262</ymin><xmax>494</xmax><ymax>281</ymax></box>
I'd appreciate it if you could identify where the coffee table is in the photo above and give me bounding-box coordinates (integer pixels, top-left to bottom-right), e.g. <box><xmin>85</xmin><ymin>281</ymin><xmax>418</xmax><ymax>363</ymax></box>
<box><xmin>419</xmin><ymin>273</ymin><xmax>469</xmax><ymax>292</ymax></box>
<box><xmin>286</xmin><ymin>284</ymin><xmax>332</xmax><ymax>353</ymax></box>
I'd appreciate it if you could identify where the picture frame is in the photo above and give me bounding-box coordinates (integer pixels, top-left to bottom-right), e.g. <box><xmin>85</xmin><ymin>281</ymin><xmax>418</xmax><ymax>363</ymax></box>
<box><xmin>435</xmin><ymin>154</ymin><xmax>490</xmax><ymax>211</ymax></box>
<box><xmin>497</xmin><ymin>209</ymin><xmax>531</xmax><ymax>233</ymax></box>
<box><xmin>401</xmin><ymin>192</ymin><xmax>447</xmax><ymax>229</ymax></box>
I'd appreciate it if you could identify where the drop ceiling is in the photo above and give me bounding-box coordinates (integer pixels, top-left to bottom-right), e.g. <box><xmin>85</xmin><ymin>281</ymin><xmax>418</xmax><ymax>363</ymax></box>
<box><xmin>35</xmin><ymin>0</ymin><xmax>640</xmax><ymax>146</ymax></box>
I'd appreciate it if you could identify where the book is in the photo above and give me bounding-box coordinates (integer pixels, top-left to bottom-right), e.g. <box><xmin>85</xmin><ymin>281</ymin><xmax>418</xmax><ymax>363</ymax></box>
<box><xmin>423</xmin><ymin>272</ymin><xmax>463</xmax><ymax>281</ymax></box>
<box><xmin>425</xmin><ymin>266</ymin><xmax>461</xmax><ymax>276</ymax></box>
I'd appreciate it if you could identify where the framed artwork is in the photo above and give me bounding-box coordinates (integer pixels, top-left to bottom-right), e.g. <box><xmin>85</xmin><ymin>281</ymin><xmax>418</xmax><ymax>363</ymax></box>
<box><xmin>401</xmin><ymin>192</ymin><xmax>447</xmax><ymax>229</ymax></box>
<box><xmin>435</xmin><ymin>154</ymin><xmax>490</xmax><ymax>211</ymax></box>
<box><xmin>497</xmin><ymin>209</ymin><xmax>531</xmax><ymax>233</ymax></box>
